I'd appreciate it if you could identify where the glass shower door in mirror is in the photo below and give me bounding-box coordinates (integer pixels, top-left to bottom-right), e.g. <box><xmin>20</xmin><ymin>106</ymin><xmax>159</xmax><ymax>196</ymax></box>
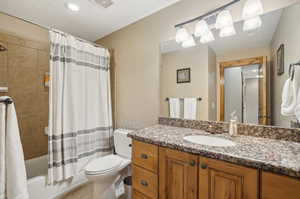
<box><xmin>220</xmin><ymin>57</ymin><xmax>269</xmax><ymax>125</ymax></box>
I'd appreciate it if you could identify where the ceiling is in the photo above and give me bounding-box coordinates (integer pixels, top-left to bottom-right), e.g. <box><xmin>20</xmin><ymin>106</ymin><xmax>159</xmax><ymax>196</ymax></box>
<box><xmin>0</xmin><ymin>0</ymin><xmax>179</xmax><ymax>41</ymax></box>
<box><xmin>160</xmin><ymin>8</ymin><xmax>283</xmax><ymax>55</ymax></box>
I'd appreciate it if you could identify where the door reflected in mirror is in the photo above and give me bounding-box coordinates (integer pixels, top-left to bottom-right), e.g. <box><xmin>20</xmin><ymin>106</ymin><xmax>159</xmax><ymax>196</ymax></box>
<box><xmin>220</xmin><ymin>57</ymin><xmax>268</xmax><ymax>125</ymax></box>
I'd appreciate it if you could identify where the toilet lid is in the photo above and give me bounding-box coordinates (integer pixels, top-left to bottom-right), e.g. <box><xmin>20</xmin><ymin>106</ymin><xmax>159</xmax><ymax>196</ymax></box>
<box><xmin>85</xmin><ymin>155</ymin><xmax>122</xmax><ymax>175</ymax></box>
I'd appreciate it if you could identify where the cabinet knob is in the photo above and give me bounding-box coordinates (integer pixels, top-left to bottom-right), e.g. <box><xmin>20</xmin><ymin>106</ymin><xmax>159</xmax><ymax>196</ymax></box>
<box><xmin>140</xmin><ymin>180</ymin><xmax>148</xmax><ymax>187</ymax></box>
<box><xmin>200</xmin><ymin>163</ymin><xmax>207</xmax><ymax>169</ymax></box>
<box><xmin>140</xmin><ymin>153</ymin><xmax>148</xmax><ymax>159</ymax></box>
<box><xmin>189</xmin><ymin>160</ymin><xmax>196</xmax><ymax>167</ymax></box>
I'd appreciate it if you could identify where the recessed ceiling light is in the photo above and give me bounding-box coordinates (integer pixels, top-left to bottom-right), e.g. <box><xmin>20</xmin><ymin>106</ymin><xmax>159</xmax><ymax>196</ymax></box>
<box><xmin>65</xmin><ymin>2</ymin><xmax>80</xmax><ymax>12</ymax></box>
<box><xmin>90</xmin><ymin>0</ymin><xmax>114</xmax><ymax>8</ymax></box>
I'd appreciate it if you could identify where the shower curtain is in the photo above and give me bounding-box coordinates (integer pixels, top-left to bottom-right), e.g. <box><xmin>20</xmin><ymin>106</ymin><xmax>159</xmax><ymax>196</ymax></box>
<box><xmin>48</xmin><ymin>30</ymin><xmax>113</xmax><ymax>184</ymax></box>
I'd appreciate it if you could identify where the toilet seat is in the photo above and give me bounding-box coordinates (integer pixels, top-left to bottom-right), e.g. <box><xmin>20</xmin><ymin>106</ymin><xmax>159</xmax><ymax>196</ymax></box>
<box><xmin>85</xmin><ymin>154</ymin><xmax>123</xmax><ymax>175</ymax></box>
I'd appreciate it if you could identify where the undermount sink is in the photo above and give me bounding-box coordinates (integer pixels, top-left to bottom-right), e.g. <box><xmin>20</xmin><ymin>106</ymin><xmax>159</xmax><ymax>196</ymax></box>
<box><xmin>183</xmin><ymin>135</ymin><xmax>236</xmax><ymax>147</ymax></box>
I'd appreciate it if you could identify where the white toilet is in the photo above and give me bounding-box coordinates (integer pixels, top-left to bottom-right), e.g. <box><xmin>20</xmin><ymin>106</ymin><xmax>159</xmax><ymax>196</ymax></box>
<box><xmin>85</xmin><ymin>129</ymin><xmax>132</xmax><ymax>199</ymax></box>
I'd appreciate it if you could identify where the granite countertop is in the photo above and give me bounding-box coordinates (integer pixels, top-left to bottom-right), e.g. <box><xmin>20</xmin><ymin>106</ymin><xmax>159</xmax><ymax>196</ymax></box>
<box><xmin>128</xmin><ymin>125</ymin><xmax>300</xmax><ymax>178</ymax></box>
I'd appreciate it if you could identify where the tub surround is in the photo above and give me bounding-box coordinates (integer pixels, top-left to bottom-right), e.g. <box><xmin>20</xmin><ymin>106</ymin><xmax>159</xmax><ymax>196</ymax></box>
<box><xmin>0</xmin><ymin>31</ymin><xmax>49</xmax><ymax>160</ymax></box>
<box><xmin>128</xmin><ymin>124</ymin><xmax>300</xmax><ymax>178</ymax></box>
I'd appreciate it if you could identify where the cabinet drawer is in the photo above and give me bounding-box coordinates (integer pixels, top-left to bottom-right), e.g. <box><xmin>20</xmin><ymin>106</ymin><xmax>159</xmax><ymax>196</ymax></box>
<box><xmin>133</xmin><ymin>140</ymin><xmax>158</xmax><ymax>173</ymax></box>
<box><xmin>133</xmin><ymin>189</ymin><xmax>152</xmax><ymax>199</ymax></box>
<box><xmin>133</xmin><ymin>165</ymin><xmax>158</xmax><ymax>199</ymax></box>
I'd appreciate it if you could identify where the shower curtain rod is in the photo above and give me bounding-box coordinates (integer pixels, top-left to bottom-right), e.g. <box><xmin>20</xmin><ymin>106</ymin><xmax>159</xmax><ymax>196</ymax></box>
<box><xmin>0</xmin><ymin>11</ymin><xmax>105</xmax><ymax>49</ymax></box>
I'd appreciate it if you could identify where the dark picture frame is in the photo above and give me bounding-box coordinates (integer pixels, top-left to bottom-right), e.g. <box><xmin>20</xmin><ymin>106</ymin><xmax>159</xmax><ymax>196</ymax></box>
<box><xmin>177</xmin><ymin>68</ymin><xmax>191</xmax><ymax>83</ymax></box>
<box><xmin>277</xmin><ymin>44</ymin><xmax>284</xmax><ymax>75</ymax></box>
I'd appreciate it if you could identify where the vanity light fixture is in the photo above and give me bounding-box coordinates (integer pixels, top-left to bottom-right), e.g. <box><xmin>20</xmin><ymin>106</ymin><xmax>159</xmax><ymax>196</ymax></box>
<box><xmin>200</xmin><ymin>31</ymin><xmax>215</xmax><ymax>44</ymax></box>
<box><xmin>194</xmin><ymin>20</ymin><xmax>210</xmax><ymax>37</ymax></box>
<box><xmin>242</xmin><ymin>0</ymin><xmax>263</xmax><ymax>20</ymax></box>
<box><xmin>242</xmin><ymin>0</ymin><xmax>263</xmax><ymax>32</ymax></box>
<box><xmin>219</xmin><ymin>25</ymin><xmax>236</xmax><ymax>37</ymax></box>
<box><xmin>174</xmin><ymin>0</ymin><xmax>241</xmax><ymax>46</ymax></box>
<box><xmin>182</xmin><ymin>36</ymin><xmax>196</xmax><ymax>48</ymax></box>
<box><xmin>174</xmin><ymin>0</ymin><xmax>264</xmax><ymax>47</ymax></box>
<box><xmin>215</xmin><ymin>10</ymin><xmax>236</xmax><ymax>37</ymax></box>
<box><xmin>215</xmin><ymin>10</ymin><xmax>234</xmax><ymax>30</ymax></box>
<box><xmin>243</xmin><ymin>16</ymin><xmax>262</xmax><ymax>32</ymax></box>
<box><xmin>175</xmin><ymin>27</ymin><xmax>190</xmax><ymax>43</ymax></box>
<box><xmin>65</xmin><ymin>2</ymin><xmax>80</xmax><ymax>12</ymax></box>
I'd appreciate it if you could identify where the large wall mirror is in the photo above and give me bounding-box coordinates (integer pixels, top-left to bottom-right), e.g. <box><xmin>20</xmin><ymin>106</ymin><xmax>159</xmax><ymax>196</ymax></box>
<box><xmin>159</xmin><ymin>2</ymin><xmax>300</xmax><ymax>129</ymax></box>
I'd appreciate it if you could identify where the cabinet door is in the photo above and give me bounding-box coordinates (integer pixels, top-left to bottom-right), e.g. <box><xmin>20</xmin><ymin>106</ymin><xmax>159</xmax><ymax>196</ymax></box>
<box><xmin>261</xmin><ymin>172</ymin><xmax>300</xmax><ymax>199</ymax></box>
<box><xmin>199</xmin><ymin>157</ymin><xmax>258</xmax><ymax>199</ymax></box>
<box><xmin>159</xmin><ymin>147</ymin><xmax>198</xmax><ymax>199</ymax></box>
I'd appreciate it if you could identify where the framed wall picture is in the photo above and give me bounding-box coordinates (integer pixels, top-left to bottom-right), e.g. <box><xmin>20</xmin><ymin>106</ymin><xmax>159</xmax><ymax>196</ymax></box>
<box><xmin>277</xmin><ymin>44</ymin><xmax>284</xmax><ymax>75</ymax></box>
<box><xmin>177</xmin><ymin>68</ymin><xmax>190</xmax><ymax>83</ymax></box>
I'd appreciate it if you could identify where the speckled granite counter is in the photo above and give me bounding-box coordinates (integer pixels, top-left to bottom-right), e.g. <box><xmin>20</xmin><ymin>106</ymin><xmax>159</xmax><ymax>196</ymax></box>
<box><xmin>128</xmin><ymin>125</ymin><xmax>300</xmax><ymax>178</ymax></box>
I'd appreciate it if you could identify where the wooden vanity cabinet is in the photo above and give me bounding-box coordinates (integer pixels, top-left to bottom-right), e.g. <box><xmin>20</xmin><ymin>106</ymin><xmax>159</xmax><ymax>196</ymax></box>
<box><xmin>133</xmin><ymin>189</ymin><xmax>153</xmax><ymax>199</ymax></box>
<box><xmin>132</xmin><ymin>140</ymin><xmax>158</xmax><ymax>173</ymax></box>
<box><xmin>159</xmin><ymin>147</ymin><xmax>198</xmax><ymax>199</ymax></box>
<box><xmin>132</xmin><ymin>140</ymin><xmax>159</xmax><ymax>199</ymax></box>
<box><xmin>132</xmin><ymin>140</ymin><xmax>300</xmax><ymax>199</ymax></box>
<box><xmin>199</xmin><ymin>157</ymin><xmax>259</xmax><ymax>199</ymax></box>
<box><xmin>133</xmin><ymin>165</ymin><xmax>158</xmax><ymax>199</ymax></box>
<box><xmin>261</xmin><ymin>172</ymin><xmax>300</xmax><ymax>199</ymax></box>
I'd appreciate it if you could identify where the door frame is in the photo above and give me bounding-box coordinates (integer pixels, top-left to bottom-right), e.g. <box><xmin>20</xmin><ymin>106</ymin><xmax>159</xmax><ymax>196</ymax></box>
<box><xmin>219</xmin><ymin>56</ymin><xmax>269</xmax><ymax>124</ymax></box>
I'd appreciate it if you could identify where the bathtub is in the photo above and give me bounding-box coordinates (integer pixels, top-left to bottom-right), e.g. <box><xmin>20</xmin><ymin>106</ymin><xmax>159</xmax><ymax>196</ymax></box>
<box><xmin>25</xmin><ymin>155</ymin><xmax>89</xmax><ymax>199</ymax></box>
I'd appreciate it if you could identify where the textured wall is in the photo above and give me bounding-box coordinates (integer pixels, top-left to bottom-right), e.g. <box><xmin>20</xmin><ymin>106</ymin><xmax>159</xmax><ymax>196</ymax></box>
<box><xmin>0</xmin><ymin>31</ymin><xmax>49</xmax><ymax>160</ymax></box>
<box><xmin>271</xmin><ymin>3</ymin><xmax>300</xmax><ymax>127</ymax></box>
<box><xmin>160</xmin><ymin>46</ymin><xmax>210</xmax><ymax>120</ymax></box>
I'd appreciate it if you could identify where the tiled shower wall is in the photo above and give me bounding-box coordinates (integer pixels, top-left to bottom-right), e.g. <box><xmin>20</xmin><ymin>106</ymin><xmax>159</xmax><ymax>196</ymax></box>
<box><xmin>0</xmin><ymin>31</ymin><xmax>49</xmax><ymax>160</ymax></box>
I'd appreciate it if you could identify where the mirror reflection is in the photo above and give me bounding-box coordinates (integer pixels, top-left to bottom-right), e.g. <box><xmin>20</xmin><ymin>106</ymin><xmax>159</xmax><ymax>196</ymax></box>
<box><xmin>160</xmin><ymin>2</ymin><xmax>300</xmax><ymax>128</ymax></box>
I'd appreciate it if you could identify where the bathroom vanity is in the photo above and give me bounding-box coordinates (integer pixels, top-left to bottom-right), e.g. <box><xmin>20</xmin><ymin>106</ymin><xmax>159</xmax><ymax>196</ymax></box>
<box><xmin>129</xmin><ymin>124</ymin><xmax>300</xmax><ymax>199</ymax></box>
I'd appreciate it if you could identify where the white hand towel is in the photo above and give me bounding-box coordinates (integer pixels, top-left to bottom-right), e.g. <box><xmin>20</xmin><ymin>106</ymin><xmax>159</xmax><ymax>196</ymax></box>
<box><xmin>295</xmin><ymin>88</ymin><xmax>300</xmax><ymax>121</ymax></box>
<box><xmin>294</xmin><ymin>68</ymin><xmax>300</xmax><ymax>121</ymax></box>
<box><xmin>169</xmin><ymin>98</ymin><xmax>180</xmax><ymax>118</ymax></box>
<box><xmin>184</xmin><ymin>98</ymin><xmax>197</xmax><ymax>120</ymax></box>
<box><xmin>0</xmin><ymin>96</ymin><xmax>29</xmax><ymax>199</ymax></box>
<box><xmin>281</xmin><ymin>78</ymin><xmax>299</xmax><ymax>116</ymax></box>
<box><xmin>0</xmin><ymin>103</ymin><xmax>6</xmax><ymax>199</ymax></box>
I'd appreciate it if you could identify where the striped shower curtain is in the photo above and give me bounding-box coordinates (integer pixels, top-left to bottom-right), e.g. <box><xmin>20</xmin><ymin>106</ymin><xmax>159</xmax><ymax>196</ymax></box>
<box><xmin>48</xmin><ymin>30</ymin><xmax>113</xmax><ymax>184</ymax></box>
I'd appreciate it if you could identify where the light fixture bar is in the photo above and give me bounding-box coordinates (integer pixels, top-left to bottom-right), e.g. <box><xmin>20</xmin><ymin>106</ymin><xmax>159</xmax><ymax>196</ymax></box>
<box><xmin>174</xmin><ymin>0</ymin><xmax>240</xmax><ymax>28</ymax></box>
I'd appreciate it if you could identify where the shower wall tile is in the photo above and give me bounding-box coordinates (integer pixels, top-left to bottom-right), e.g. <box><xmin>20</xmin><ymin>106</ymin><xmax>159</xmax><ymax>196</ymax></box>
<box><xmin>0</xmin><ymin>34</ymin><xmax>5</xmax><ymax>42</ymax></box>
<box><xmin>0</xmin><ymin>32</ymin><xmax>49</xmax><ymax>51</ymax></box>
<box><xmin>0</xmin><ymin>41</ymin><xmax>7</xmax><ymax>88</ymax></box>
<box><xmin>0</xmin><ymin>31</ymin><xmax>49</xmax><ymax>159</ymax></box>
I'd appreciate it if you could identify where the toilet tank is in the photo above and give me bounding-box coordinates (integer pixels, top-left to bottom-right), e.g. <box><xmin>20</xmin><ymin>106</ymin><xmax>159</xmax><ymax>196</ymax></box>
<box><xmin>114</xmin><ymin>129</ymin><xmax>132</xmax><ymax>159</ymax></box>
